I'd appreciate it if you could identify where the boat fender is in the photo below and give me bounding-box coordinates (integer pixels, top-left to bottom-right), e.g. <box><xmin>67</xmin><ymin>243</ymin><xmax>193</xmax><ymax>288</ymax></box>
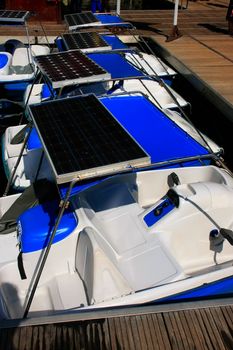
<box><xmin>209</xmin><ymin>228</ymin><xmax>233</xmax><ymax>252</ymax></box>
<box><xmin>210</xmin><ymin>229</ymin><xmax>224</xmax><ymax>252</ymax></box>
<box><xmin>167</xmin><ymin>172</ymin><xmax>180</xmax><ymax>188</ymax></box>
<box><xmin>166</xmin><ymin>188</ymin><xmax>180</xmax><ymax>208</ymax></box>
<box><xmin>17</xmin><ymin>251</ymin><xmax>27</xmax><ymax>280</ymax></box>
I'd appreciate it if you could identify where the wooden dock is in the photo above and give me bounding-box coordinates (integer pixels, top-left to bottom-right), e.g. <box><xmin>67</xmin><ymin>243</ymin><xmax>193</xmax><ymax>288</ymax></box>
<box><xmin>1</xmin><ymin>298</ymin><xmax>233</xmax><ymax>349</ymax></box>
<box><xmin>121</xmin><ymin>0</ymin><xmax>233</xmax><ymax>121</ymax></box>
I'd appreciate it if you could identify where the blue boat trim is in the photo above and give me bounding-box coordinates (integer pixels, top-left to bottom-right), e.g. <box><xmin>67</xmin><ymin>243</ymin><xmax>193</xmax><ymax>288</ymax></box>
<box><xmin>55</xmin><ymin>37</ymin><xmax>66</xmax><ymax>52</ymax></box>
<box><xmin>18</xmin><ymin>200</ymin><xmax>78</xmax><ymax>253</ymax></box>
<box><xmin>87</xmin><ymin>52</ymin><xmax>145</xmax><ymax>79</ymax></box>
<box><xmin>0</xmin><ymin>53</ymin><xmax>9</xmax><ymax>69</ymax></box>
<box><xmin>100</xmin><ymin>95</ymin><xmax>209</xmax><ymax>164</ymax></box>
<box><xmin>41</xmin><ymin>83</ymin><xmax>52</xmax><ymax>99</ymax></box>
<box><xmin>102</xmin><ymin>35</ymin><xmax>129</xmax><ymax>50</ymax></box>
<box><xmin>4</xmin><ymin>82</ymin><xmax>30</xmax><ymax>91</ymax></box>
<box><xmin>144</xmin><ymin>197</ymin><xmax>175</xmax><ymax>227</ymax></box>
<box><xmin>157</xmin><ymin>275</ymin><xmax>233</xmax><ymax>302</ymax></box>
<box><xmin>27</xmin><ymin>128</ymin><xmax>42</xmax><ymax>151</ymax></box>
<box><xmin>95</xmin><ymin>14</ymin><xmax>130</xmax><ymax>26</ymax></box>
<box><xmin>162</xmin><ymin>77</ymin><xmax>174</xmax><ymax>87</ymax></box>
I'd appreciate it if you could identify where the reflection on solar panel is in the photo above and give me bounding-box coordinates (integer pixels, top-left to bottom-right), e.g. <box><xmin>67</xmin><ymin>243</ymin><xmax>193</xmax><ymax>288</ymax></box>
<box><xmin>0</xmin><ymin>10</ymin><xmax>30</xmax><ymax>23</ymax></box>
<box><xmin>29</xmin><ymin>95</ymin><xmax>150</xmax><ymax>184</ymax></box>
<box><xmin>62</xmin><ymin>32</ymin><xmax>111</xmax><ymax>53</ymax></box>
<box><xmin>65</xmin><ymin>12</ymin><xmax>100</xmax><ymax>30</ymax></box>
<box><xmin>34</xmin><ymin>50</ymin><xmax>111</xmax><ymax>88</ymax></box>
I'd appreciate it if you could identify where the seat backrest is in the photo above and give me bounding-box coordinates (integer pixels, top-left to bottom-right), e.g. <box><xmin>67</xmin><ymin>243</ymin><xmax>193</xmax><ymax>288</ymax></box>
<box><xmin>75</xmin><ymin>229</ymin><xmax>94</xmax><ymax>304</ymax></box>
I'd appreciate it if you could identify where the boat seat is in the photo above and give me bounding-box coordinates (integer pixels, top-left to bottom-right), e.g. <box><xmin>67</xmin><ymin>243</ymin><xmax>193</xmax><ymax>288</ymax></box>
<box><xmin>75</xmin><ymin>228</ymin><xmax>94</xmax><ymax>304</ymax></box>
<box><xmin>51</xmin><ymin>273</ymin><xmax>87</xmax><ymax>310</ymax></box>
<box><xmin>75</xmin><ymin>227</ymin><xmax>133</xmax><ymax>304</ymax></box>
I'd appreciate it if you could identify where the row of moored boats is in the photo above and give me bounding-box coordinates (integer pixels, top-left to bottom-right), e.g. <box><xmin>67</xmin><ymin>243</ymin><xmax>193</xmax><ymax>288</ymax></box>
<box><xmin>0</xmin><ymin>10</ymin><xmax>232</xmax><ymax>321</ymax></box>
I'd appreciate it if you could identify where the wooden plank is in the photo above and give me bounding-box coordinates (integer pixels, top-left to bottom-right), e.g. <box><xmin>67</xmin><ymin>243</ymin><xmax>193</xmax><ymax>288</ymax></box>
<box><xmin>181</xmin><ymin>310</ymin><xmax>207</xmax><ymax>350</ymax></box>
<box><xmin>193</xmin><ymin>309</ymin><xmax>217</xmax><ymax>350</ymax></box>
<box><xmin>135</xmin><ymin>315</ymin><xmax>149</xmax><ymax>349</ymax></box>
<box><xmin>167</xmin><ymin>311</ymin><xmax>187</xmax><ymax>350</ymax></box>
<box><xmin>145</xmin><ymin>314</ymin><xmax>164</xmax><ymax>350</ymax></box>
<box><xmin>118</xmin><ymin>316</ymin><xmax>131</xmax><ymax>349</ymax></box>
<box><xmin>138</xmin><ymin>315</ymin><xmax>155</xmax><ymax>350</ymax></box>
<box><xmin>163</xmin><ymin>312</ymin><xmax>180</xmax><ymax>349</ymax></box>
<box><xmin>177</xmin><ymin>310</ymin><xmax>205</xmax><ymax>349</ymax></box>
<box><xmin>199</xmin><ymin>308</ymin><xmax>227</xmax><ymax>349</ymax></box>
<box><xmin>210</xmin><ymin>308</ymin><xmax>232</xmax><ymax>347</ymax></box>
<box><xmin>124</xmin><ymin>316</ymin><xmax>137</xmax><ymax>349</ymax></box>
<box><xmin>129</xmin><ymin>316</ymin><xmax>142</xmax><ymax>350</ymax></box>
<box><xmin>107</xmin><ymin>318</ymin><xmax>118</xmax><ymax>350</ymax></box>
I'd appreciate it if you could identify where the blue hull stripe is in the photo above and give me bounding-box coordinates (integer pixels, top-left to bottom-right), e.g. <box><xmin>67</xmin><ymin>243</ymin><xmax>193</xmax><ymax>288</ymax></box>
<box><xmin>159</xmin><ymin>275</ymin><xmax>233</xmax><ymax>302</ymax></box>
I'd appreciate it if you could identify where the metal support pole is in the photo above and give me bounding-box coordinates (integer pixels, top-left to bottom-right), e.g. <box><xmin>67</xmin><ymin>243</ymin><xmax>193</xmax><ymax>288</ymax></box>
<box><xmin>24</xmin><ymin>20</ymin><xmax>35</xmax><ymax>74</ymax></box>
<box><xmin>19</xmin><ymin>68</ymin><xmax>40</xmax><ymax>125</ymax></box>
<box><xmin>166</xmin><ymin>0</ymin><xmax>182</xmax><ymax>42</ymax></box>
<box><xmin>116</xmin><ymin>0</ymin><xmax>121</xmax><ymax>15</ymax></box>
<box><xmin>23</xmin><ymin>178</ymin><xmax>79</xmax><ymax>318</ymax></box>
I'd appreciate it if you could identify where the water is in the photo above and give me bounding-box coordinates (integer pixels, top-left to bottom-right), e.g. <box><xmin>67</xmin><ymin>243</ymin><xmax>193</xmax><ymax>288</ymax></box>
<box><xmin>171</xmin><ymin>76</ymin><xmax>233</xmax><ymax>171</ymax></box>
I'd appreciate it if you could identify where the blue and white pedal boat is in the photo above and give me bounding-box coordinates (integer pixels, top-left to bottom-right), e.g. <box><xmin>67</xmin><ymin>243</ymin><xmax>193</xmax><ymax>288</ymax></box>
<box><xmin>0</xmin><ymin>42</ymin><xmax>50</xmax><ymax>101</ymax></box>
<box><xmin>25</xmin><ymin>39</ymin><xmax>179</xmax><ymax>110</ymax></box>
<box><xmin>87</xmin><ymin>51</ymin><xmax>176</xmax><ymax>84</ymax></box>
<box><xmin>64</xmin><ymin>12</ymin><xmax>133</xmax><ymax>31</ymax></box>
<box><xmin>2</xmin><ymin>93</ymin><xmax>221</xmax><ymax>191</ymax></box>
<box><xmin>123</xmin><ymin>50</ymin><xmax>177</xmax><ymax>85</ymax></box>
<box><xmin>0</xmin><ymin>164</ymin><xmax>233</xmax><ymax>319</ymax></box>
<box><xmin>56</xmin><ymin>31</ymin><xmax>176</xmax><ymax>84</ymax></box>
<box><xmin>56</xmin><ymin>32</ymin><xmax>129</xmax><ymax>53</ymax></box>
<box><xmin>23</xmin><ymin>49</ymin><xmax>186</xmax><ymax>111</ymax></box>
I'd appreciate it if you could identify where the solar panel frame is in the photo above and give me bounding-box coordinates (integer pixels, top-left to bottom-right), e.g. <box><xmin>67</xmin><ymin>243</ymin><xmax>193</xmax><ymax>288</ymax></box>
<box><xmin>0</xmin><ymin>10</ymin><xmax>30</xmax><ymax>23</ymax></box>
<box><xmin>61</xmin><ymin>32</ymin><xmax>111</xmax><ymax>53</ymax></box>
<box><xmin>28</xmin><ymin>94</ymin><xmax>150</xmax><ymax>184</ymax></box>
<box><xmin>65</xmin><ymin>11</ymin><xmax>132</xmax><ymax>31</ymax></box>
<box><xmin>65</xmin><ymin>12</ymin><xmax>100</xmax><ymax>30</ymax></box>
<box><xmin>34</xmin><ymin>50</ymin><xmax>111</xmax><ymax>89</ymax></box>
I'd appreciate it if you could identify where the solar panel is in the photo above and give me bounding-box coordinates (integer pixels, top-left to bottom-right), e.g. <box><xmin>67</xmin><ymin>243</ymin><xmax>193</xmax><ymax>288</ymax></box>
<box><xmin>62</xmin><ymin>32</ymin><xmax>111</xmax><ymax>53</ymax></box>
<box><xmin>65</xmin><ymin>12</ymin><xmax>132</xmax><ymax>31</ymax></box>
<box><xmin>65</xmin><ymin>12</ymin><xmax>100</xmax><ymax>30</ymax></box>
<box><xmin>0</xmin><ymin>10</ymin><xmax>30</xmax><ymax>23</ymax></box>
<box><xmin>34</xmin><ymin>50</ymin><xmax>111</xmax><ymax>89</ymax></box>
<box><xmin>29</xmin><ymin>95</ymin><xmax>150</xmax><ymax>184</ymax></box>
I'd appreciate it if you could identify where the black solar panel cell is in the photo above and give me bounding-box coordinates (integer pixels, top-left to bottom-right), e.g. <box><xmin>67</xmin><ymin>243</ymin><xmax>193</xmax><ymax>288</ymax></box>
<box><xmin>0</xmin><ymin>10</ymin><xmax>29</xmax><ymax>22</ymax></box>
<box><xmin>65</xmin><ymin>12</ymin><xmax>99</xmax><ymax>28</ymax></box>
<box><xmin>35</xmin><ymin>50</ymin><xmax>110</xmax><ymax>88</ymax></box>
<box><xmin>29</xmin><ymin>95</ymin><xmax>149</xmax><ymax>182</ymax></box>
<box><xmin>62</xmin><ymin>32</ymin><xmax>109</xmax><ymax>51</ymax></box>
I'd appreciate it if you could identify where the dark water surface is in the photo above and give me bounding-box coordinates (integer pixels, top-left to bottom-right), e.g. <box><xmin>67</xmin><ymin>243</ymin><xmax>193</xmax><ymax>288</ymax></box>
<box><xmin>172</xmin><ymin>75</ymin><xmax>233</xmax><ymax>171</ymax></box>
